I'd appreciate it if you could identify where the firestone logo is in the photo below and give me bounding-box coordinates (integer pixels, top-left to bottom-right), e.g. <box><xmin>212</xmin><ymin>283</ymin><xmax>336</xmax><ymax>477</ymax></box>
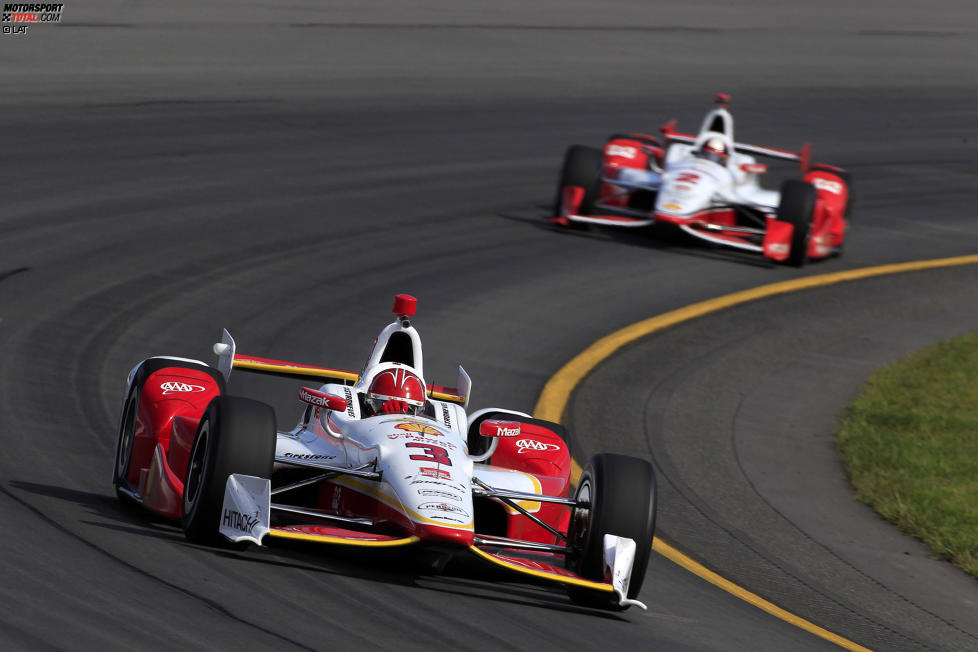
<box><xmin>160</xmin><ymin>382</ymin><xmax>206</xmax><ymax>395</ymax></box>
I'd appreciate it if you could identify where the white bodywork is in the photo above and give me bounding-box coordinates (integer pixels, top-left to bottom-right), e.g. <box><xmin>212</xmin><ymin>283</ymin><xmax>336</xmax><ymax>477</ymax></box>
<box><xmin>566</xmin><ymin>99</ymin><xmax>809</xmax><ymax>256</ymax></box>
<box><xmin>611</xmin><ymin>105</ymin><xmax>782</xmax><ymax>221</ymax></box>
<box><xmin>215</xmin><ymin>312</ymin><xmax>645</xmax><ymax>609</ymax></box>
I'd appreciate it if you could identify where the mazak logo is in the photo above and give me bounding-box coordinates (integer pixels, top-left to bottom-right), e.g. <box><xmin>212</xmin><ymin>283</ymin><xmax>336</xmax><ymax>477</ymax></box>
<box><xmin>2</xmin><ymin>3</ymin><xmax>64</xmax><ymax>30</ymax></box>
<box><xmin>160</xmin><ymin>381</ymin><xmax>206</xmax><ymax>395</ymax></box>
<box><xmin>299</xmin><ymin>388</ymin><xmax>331</xmax><ymax>407</ymax></box>
<box><xmin>515</xmin><ymin>438</ymin><xmax>560</xmax><ymax>454</ymax></box>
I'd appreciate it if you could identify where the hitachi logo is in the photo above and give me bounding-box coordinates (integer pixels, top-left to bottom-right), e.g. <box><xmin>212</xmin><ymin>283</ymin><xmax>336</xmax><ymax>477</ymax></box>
<box><xmin>222</xmin><ymin>509</ymin><xmax>259</xmax><ymax>531</ymax></box>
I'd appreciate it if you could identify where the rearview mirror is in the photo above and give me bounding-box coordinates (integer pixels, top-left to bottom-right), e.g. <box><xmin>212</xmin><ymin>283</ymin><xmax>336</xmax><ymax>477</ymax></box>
<box><xmin>479</xmin><ymin>420</ymin><xmax>521</xmax><ymax>438</ymax></box>
<box><xmin>299</xmin><ymin>387</ymin><xmax>348</xmax><ymax>412</ymax></box>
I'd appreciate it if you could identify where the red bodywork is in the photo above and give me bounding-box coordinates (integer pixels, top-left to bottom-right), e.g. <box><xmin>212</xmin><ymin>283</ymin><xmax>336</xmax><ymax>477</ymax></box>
<box><xmin>803</xmin><ymin>166</ymin><xmax>850</xmax><ymax>257</ymax></box>
<box><xmin>124</xmin><ymin>363</ymin><xmax>575</xmax><ymax>547</ymax></box>
<box><xmin>488</xmin><ymin>421</ymin><xmax>573</xmax><ymax>542</ymax></box>
<box><xmin>126</xmin><ymin>367</ymin><xmax>222</xmax><ymax>518</ymax></box>
<box><xmin>555</xmin><ymin>129</ymin><xmax>850</xmax><ymax>264</ymax></box>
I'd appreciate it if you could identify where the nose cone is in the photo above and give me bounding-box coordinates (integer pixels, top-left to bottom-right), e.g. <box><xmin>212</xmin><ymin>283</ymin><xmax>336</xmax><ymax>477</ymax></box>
<box><xmin>413</xmin><ymin>522</ymin><xmax>475</xmax><ymax>547</ymax></box>
<box><xmin>656</xmin><ymin>163</ymin><xmax>721</xmax><ymax>220</ymax></box>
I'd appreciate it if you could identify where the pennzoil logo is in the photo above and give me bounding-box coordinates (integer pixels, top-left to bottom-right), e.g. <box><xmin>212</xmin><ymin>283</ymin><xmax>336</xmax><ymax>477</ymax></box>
<box><xmin>419</xmin><ymin>502</ymin><xmax>470</xmax><ymax>519</ymax></box>
<box><xmin>396</xmin><ymin>422</ymin><xmax>442</xmax><ymax>436</ymax></box>
<box><xmin>160</xmin><ymin>382</ymin><xmax>205</xmax><ymax>395</ymax></box>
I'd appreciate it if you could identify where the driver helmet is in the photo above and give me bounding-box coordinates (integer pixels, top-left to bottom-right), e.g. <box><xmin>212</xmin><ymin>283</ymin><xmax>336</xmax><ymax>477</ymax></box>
<box><xmin>366</xmin><ymin>364</ymin><xmax>426</xmax><ymax>415</ymax></box>
<box><xmin>697</xmin><ymin>137</ymin><xmax>729</xmax><ymax>164</ymax></box>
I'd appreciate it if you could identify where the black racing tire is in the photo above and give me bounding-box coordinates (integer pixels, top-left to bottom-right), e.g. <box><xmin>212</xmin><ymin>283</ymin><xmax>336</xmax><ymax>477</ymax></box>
<box><xmin>778</xmin><ymin>179</ymin><xmax>818</xmax><ymax>267</ymax></box>
<box><xmin>181</xmin><ymin>395</ymin><xmax>276</xmax><ymax>546</ymax></box>
<box><xmin>466</xmin><ymin>411</ymin><xmax>571</xmax><ymax>459</ymax></box>
<box><xmin>112</xmin><ymin>385</ymin><xmax>139</xmax><ymax>501</ymax></box>
<box><xmin>566</xmin><ymin>454</ymin><xmax>657</xmax><ymax>609</ymax></box>
<box><xmin>554</xmin><ymin>145</ymin><xmax>603</xmax><ymax>228</ymax></box>
<box><xmin>113</xmin><ymin>358</ymin><xmax>224</xmax><ymax>501</ymax></box>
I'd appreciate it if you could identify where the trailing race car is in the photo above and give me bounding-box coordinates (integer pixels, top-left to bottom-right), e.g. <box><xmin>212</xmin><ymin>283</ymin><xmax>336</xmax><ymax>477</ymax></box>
<box><xmin>552</xmin><ymin>94</ymin><xmax>852</xmax><ymax>266</ymax></box>
<box><xmin>112</xmin><ymin>295</ymin><xmax>657</xmax><ymax>610</ymax></box>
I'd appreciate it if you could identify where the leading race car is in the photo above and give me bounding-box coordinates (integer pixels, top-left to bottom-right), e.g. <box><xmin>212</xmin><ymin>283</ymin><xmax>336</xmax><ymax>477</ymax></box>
<box><xmin>552</xmin><ymin>94</ymin><xmax>852</xmax><ymax>266</ymax></box>
<box><xmin>112</xmin><ymin>295</ymin><xmax>658</xmax><ymax>610</ymax></box>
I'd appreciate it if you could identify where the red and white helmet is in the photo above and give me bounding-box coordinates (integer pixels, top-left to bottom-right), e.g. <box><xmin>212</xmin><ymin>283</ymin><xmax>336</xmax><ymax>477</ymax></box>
<box><xmin>366</xmin><ymin>364</ymin><xmax>426</xmax><ymax>415</ymax></box>
<box><xmin>698</xmin><ymin>137</ymin><xmax>729</xmax><ymax>164</ymax></box>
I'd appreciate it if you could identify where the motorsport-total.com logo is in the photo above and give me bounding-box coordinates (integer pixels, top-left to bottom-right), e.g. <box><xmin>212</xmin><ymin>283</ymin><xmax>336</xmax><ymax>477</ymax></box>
<box><xmin>2</xmin><ymin>3</ymin><xmax>64</xmax><ymax>35</ymax></box>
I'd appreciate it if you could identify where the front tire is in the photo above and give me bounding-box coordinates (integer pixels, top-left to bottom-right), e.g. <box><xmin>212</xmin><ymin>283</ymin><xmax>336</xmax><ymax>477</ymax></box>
<box><xmin>181</xmin><ymin>396</ymin><xmax>276</xmax><ymax>545</ymax></box>
<box><xmin>778</xmin><ymin>180</ymin><xmax>817</xmax><ymax>267</ymax></box>
<box><xmin>554</xmin><ymin>145</ymin><xmax>603</xmax><ymax>228</ymax></box>
<box><xmin>113</xmin><ymin>386</ymin><xmax>139</xmax><ymax>500</ymax></box>
<box><xmin>113</xmin><ymin>358</ymin><xmax>224</xmax><ymax>501</ymax></box>
<box><xmin>566</xmin><ymin>454</ymin><xmax>657</xmax><ymax>609</ymax></box>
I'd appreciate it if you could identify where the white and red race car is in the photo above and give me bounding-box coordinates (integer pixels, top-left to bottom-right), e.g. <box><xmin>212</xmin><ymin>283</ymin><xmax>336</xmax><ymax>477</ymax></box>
<box><xmin>552</xmin><ymin>94</ymin><xmax>852</xmax><ymax>266</ymax></box>
<box><xmin>112</xmin><ymin>295</ymin><xmax>657</xmax><ymax>610</ymax></box>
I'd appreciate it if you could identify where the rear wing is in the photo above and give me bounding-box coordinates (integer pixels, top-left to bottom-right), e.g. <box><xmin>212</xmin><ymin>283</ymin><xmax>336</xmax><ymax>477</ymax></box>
<box><xmin>213</xmin><ymin>329</ymin><xmax>469</xmax><ymax>405</ymax></box>
<box><xmin>659</xmin><ymin>121</ymin><xmax>811</xmax><ymax>171</ymax></box>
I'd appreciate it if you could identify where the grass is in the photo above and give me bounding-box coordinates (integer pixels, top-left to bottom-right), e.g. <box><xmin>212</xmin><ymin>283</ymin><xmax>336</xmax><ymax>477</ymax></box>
<box><xmin>835</xmin><ymin>331</ymin><xmax>978</xmax><ymax>579</ymax></box>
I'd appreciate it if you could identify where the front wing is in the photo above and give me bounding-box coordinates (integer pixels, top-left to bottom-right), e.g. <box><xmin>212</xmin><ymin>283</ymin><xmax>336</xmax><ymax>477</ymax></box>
<box><xmin>554</xmin><ymin>185</ymin><xmax>794</xmax><ymax>261</ymax></box>
<box><xmin>221</xmin><ymin>473</ymin><xmax>645</xmax><ymax>609</ymax></box>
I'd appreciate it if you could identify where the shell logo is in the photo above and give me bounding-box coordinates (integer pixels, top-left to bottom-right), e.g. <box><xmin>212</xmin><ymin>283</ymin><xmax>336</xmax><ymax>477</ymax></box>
<box><xmin>396</xmin><ymin>422</ymin><xmax>442</xmax><ymax>436</ymax></box>
<box><xmin>663</xmin><ymin>203</ymin><xmax>682</xmax><ymax>211</ymax></box>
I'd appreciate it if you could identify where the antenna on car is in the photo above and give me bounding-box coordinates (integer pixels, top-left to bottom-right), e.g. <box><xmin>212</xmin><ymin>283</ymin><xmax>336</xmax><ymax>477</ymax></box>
<box><xmin>714</xmin><ymin>93</ymin><xmax>731</xmax><ymax>108</ymax></box>
<box><xmin>392</xmin><ymin>294</ymin><xmax>417</xmax><ymax>328</ymax></box>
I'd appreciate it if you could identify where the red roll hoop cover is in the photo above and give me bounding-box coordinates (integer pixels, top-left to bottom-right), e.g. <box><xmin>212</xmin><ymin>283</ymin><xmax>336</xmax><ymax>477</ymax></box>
<box><xmin>393</xmin><ymin>294</ymin><xmax>417</xmax><ymax>317</ymax></box>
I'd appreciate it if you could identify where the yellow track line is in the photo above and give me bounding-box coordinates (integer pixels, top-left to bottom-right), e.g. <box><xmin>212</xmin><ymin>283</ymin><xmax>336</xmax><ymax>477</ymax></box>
<box><xmin>533</xmin><ymin>253</ymin><xmax>978</xmax><ymax>650</ymax></box>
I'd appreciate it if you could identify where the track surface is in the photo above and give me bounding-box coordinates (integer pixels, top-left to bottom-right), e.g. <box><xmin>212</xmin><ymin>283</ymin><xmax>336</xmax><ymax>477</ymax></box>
<box><xmin>1</xmin><ymin>1</ymin><xmax>977</xmax><ymax>649</ymax></box>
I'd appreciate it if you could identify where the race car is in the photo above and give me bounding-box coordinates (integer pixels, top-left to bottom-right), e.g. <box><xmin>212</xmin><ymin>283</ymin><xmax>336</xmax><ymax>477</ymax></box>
<box><xmin>552</xmin><ymin>94</ymin><xmax>852</xmax><ymax>266</ymax></box>
<box><xmin>112</xmin><ymin>295</ymin><xmax>658</xmax><ymax>610</ymax></box>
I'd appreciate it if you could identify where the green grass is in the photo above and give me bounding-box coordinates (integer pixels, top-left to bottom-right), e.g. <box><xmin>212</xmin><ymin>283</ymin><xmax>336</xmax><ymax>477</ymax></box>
<box><xmin>836</xmin><ymin>331</ymin><xmax>978</xmax><ymax>578</ymax></box>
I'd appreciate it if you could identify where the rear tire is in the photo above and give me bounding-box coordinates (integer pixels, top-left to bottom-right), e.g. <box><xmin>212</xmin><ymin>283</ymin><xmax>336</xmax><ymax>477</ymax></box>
<box><xmin>554</xmin><ymin>145</ymin><xmax>603</xmax><ymax>229</ymax></box>
<box><xmin>181</xmin><ymin>396</ymin><xmax>276</xmax><ymax>546</ymax></box>
<box><xmin>778</xmin><ymin>180</ymin><xmax>817</xmax><ymax>267</ymax></box>
<box><xmin>566</xmin><ymin>454</ymin><xmax>657</xmax><ymax>609</ymax></box>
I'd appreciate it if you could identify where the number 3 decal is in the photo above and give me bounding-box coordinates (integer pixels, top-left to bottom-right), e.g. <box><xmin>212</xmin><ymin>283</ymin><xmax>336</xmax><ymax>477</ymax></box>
<box><xmin>406</xmin><ymin>442</ymin><xmax>452</xmax><ymax>466</ymax></box>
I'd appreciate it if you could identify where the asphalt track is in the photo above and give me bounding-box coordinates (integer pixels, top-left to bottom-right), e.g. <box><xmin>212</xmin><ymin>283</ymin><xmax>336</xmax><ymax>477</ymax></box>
<box><xmin>1</xmin><ymin>1</ymin><xmax>977</xmax><ymax>650</ymax></box>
